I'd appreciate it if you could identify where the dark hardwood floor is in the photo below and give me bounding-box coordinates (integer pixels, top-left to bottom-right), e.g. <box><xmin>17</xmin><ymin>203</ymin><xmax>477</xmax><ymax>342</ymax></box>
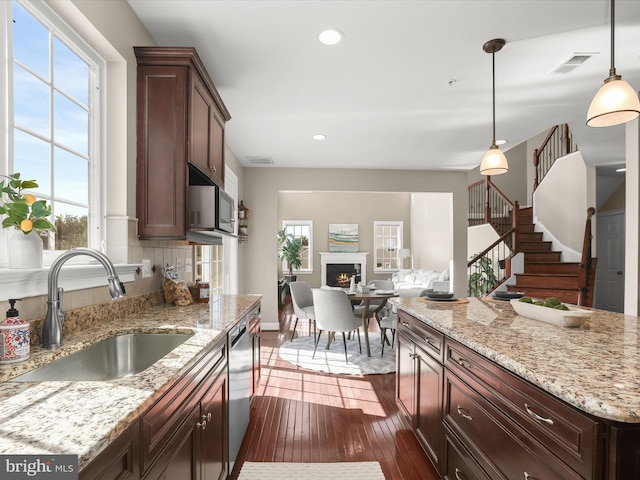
<box><xmin>230</xmin><ymin>300</ymin><xmax>438</xmax><ymax>480</ymax></box>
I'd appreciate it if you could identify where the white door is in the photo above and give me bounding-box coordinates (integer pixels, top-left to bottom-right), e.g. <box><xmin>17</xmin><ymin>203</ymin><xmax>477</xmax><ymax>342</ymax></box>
<box><xmin>594</xmin><ymin>211</ymin><xmax>625</xmax><ymax>312</ymax></box>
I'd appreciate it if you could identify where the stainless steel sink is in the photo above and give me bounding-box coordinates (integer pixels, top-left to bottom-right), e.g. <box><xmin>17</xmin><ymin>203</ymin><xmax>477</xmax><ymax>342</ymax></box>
<box><xmin>11</xmin><ymin>333</ymin><xmax>194</xmax><ymax>382</ymax></box>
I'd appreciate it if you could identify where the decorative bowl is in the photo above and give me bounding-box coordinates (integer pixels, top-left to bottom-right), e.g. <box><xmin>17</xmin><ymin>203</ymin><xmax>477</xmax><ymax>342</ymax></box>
<box><xmin>510</xmin><ymin>299</ymin><xmax>592</xmax><ymax>328</ymax></box>
<box><xmin>427</xmin><ymin>291</ymin><xmax>454</xmax><ymax>300</ymax></box>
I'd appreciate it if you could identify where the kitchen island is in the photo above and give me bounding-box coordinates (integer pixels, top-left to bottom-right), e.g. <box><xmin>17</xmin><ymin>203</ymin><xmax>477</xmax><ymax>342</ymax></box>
<box><xmin>393</xmin><ymin>296</ymin><xmax>640</xmax><ymax>479</ymax></box>
<box><xmin>0</xmin><ymin>293</ymin><xmax>261</xmax><ymax>478</ymax></box>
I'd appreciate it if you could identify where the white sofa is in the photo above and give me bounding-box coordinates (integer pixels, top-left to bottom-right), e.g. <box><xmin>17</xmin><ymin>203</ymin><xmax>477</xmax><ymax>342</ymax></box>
<box><xmin>391</xmin><ymin>268</ymin><xmax>450</xmax><ymax>292</ymax></box>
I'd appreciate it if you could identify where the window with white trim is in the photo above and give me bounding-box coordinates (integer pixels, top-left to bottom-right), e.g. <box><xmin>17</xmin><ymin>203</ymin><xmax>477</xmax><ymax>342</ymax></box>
<box><xmin>3</xmin><ymin>0</ymin><xmax>104</xmax><ymax>261</ymax></box>
<box><xmin>195</xmin><ymin>245</ymin><xmax>224</xmax><ymax>295</ymax></box>
<box><xmin>373</xmin><ymin>221</ymin><xmax>403</xmax><ymax>273</ymax></box>
<box><xmin>281</xmin><ymin>220</ymin><xmax>313</xmax><ymax>273</ymax></box>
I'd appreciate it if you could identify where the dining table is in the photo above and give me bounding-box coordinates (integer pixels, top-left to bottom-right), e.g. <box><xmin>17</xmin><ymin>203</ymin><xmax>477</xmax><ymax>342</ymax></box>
<box><xmin>347</xmin><ymin>289</ymin><xmax>398</xmax><ymax>357</ymax></box>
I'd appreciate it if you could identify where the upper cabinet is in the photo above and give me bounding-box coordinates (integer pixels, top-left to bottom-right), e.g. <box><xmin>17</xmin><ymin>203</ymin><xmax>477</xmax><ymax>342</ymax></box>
<box><xmin>135</xmin><ymin>46</ymin><xmax>231</xmax><ymax>239</ymax></box>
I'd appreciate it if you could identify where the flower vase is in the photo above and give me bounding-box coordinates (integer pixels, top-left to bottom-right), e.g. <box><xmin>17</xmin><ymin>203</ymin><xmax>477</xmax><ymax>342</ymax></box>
<box><xmin>9</xmin><ymin>229</ymin><xmax>44</xmax><ymax>269</ymax></box>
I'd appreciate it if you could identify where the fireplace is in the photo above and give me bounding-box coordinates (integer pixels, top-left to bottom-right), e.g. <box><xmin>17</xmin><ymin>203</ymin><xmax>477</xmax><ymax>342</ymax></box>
<box><xmin>320</xmin><ymin>252</ymin><xmax>369</xmax><ymax>287</ymax></box>
<box><xmin>326</xmin><ymin>263</ymin><xmax>360</xmax><ymax>288</ymax></box>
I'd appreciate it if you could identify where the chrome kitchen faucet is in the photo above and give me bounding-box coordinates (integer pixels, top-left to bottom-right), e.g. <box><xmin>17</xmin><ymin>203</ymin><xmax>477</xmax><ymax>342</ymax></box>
<box><xmin>43</xmin><ymin>247</ymin><xmax>126</xmax><ymax>349</ymax></box>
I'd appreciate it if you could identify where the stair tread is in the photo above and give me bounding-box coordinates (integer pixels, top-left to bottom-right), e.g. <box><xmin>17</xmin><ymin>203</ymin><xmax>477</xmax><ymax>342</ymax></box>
<box><xmin>516</xmin><ymin>273</ymin><xmax>578</xmax><ymax>277</ymax></box>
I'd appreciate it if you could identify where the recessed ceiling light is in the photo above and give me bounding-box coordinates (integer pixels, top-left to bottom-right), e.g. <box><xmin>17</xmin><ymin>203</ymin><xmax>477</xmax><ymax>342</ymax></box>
<box><xmin>318</xmin><ymin>29</ymin><xmax>343</xmax><ymax>46</ymax></box>
<box><xmin>616</xmin><ymin>167</ymin><xmax>626</xmax><ymax>173</ymax></box>
<box><xmin>313</xmin><ymin>134</ymin><xmax>326</xmax><ymax>140</ymax></box>
<box><xmin>495</xmin><ymin>139</ymin><xmax>508</xmax><ymax>146</ymax></box>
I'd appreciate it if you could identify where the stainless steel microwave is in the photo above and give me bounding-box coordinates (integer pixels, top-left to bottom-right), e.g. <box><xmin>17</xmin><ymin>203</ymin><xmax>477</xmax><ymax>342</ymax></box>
<box><xmin>188</xmin><ymin>185</ymin><xmax>235</xmax><ymax>234</ymax></box>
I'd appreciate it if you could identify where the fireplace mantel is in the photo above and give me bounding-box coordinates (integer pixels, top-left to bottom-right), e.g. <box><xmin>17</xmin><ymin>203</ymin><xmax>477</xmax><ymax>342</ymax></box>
<box><xmin>320</xmin><ymin>252</ymin><xmax>369</xmax><ymax>286</ymax></box>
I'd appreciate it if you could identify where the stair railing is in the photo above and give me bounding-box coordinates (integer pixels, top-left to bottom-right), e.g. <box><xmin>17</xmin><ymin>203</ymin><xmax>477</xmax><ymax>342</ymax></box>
<box><xmin>467</xmin><ymin>229</ymin><xmax>514</xmax><ymax>297</ymax></box>
<box><xmin>468</xmin><ymin>178</ymin><xmax>515</xmax><ymax>242</ymax></box>
<box><xmin>533</xmin><ymin>124</ymin><xmax>578</xmax><ymax>192</ymax></box>
<box><xmin>577</xmin><ymin>207</ymin><xmax>596</xmax><ymax>306</ymax></box>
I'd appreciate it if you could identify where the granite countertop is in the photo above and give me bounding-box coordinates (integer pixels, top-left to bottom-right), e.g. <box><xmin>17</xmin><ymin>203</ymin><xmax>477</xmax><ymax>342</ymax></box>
<box><xmin>0</xmin><ymin>294</ymin><xmax>261</xmax><ymax>471</ymax></box>
<box><xmin>394</xmin><ymin>296</ymin><xmax>640</xmax><ymax>423</ymax></box>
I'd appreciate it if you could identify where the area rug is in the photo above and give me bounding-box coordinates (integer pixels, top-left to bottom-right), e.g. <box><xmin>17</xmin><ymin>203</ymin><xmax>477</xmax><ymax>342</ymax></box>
<box><xmin>238</xmin><ymin>461</ymin><xmax>385</xmax><ymax>480</ymax></box>
<box><xmin>279</xmin><ymin>332</ymin><xmax>396</xmax><ymax>375</ymax></box>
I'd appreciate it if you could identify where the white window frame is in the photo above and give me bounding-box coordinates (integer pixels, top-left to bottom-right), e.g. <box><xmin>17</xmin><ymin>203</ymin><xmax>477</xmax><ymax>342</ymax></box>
<box><xmin>281</xmin><ymin>220</ymin><xmax>313</xmax><ymax>274</ymax></box>
<box><xmin>2</xmin><ymin>0</ymin><xmax>106</xmax><ymax>265</ymax></box>
<box><xmin>373</xmin><ymin>220</ymin><xmax>404</xmax><ymax>273</ymax></box>
<box><xmin>0</xmin><ymin>0</ymin><xmax>138</xmax><ymax>301</ymax></box>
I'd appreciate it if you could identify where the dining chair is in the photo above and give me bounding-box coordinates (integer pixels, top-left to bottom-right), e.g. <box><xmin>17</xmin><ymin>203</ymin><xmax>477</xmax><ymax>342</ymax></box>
<box><xmin>311</xmin><ymin>288</ymin><xmax>362</xmax><ymax>364</ymax></box>
<box><xmin>379</xmin><ymin>287</ymin><xmax>429</xmax><ymax>357</ymax></box>
<box><xmin>288</xmin><ymin>281</ymin><xmax>316</xmax><ymax>341</ymax></box>
<box><xmin>353</xmin><ymin>279</ymin><xmax>394</xmax><ymax>325</ymax></box>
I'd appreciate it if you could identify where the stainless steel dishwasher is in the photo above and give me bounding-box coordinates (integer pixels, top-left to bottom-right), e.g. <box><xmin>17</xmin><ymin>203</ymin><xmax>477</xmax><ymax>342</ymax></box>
<box><xmin>228</xmin><ymin>315</ymin><xmax>251</xmax><ymax>473</ymax></box>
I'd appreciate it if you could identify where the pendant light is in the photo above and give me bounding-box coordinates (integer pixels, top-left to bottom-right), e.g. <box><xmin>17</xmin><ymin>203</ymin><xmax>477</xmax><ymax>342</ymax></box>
<box><xmin>586</xmin><ymin>0</ymin><xmax>640</xmax><ymax>127</ymax></box>
<box><xmin>480</xmin><ymin>38</ymin><xmax>508</xmax><ymax>176</ymax></box>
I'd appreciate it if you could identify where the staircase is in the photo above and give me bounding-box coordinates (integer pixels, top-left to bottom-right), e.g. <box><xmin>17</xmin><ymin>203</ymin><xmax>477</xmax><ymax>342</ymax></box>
<box><xmin>507</xmin><ymin>207</ymin><xmax>596</xmax><ymax>305</ymax></box>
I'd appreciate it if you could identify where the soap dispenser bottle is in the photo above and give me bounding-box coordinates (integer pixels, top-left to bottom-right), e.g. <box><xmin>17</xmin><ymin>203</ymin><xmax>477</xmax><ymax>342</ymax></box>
<box><xmin>0</xmin><ymin>299</ymin><xmax>30</xmax><ymax>363</ymax></box>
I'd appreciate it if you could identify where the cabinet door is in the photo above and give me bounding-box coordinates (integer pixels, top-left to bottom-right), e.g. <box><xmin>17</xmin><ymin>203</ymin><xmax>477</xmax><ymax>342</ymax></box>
<box><xmin>190</xmin><ymin>73</ymin><xmax>213</xmax><ymax>178</ymax></box>
<box><xmin>415</xmin><ymin>344</ymin><xmax>444</xmax><ymax>474</ymax></box>
<box><xmin>143</xmin><ymin>407</ymin><xmax>200</xmax><ymax>480</ymax></box>
<box><xmin>136</xmin><ymin>66</ymin><xmax>188</xmax><ymax>239</ymax></box>
<box><xmin>396</xmin><ymin>330</ymin><xmax>415</xmax><ymax>422</ymax></box>
<box><xmin>210</xmin><ymin>109</ymin><xmax>225</xmax><ymax>188</ymax></box>
<box><xmin>80</xmin><ymin>420</ymin><xmax>140</xmax><ymax>480</ymax></box>
<box><xmin>200</xmin><ymin>370</ymin><xmax>228</xmax><ymax>480</ymax></box>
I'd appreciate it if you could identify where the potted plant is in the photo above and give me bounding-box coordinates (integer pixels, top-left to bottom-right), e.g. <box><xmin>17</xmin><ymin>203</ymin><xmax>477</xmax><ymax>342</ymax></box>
<box><xmin>467</xmin><ymin>254</ymin><xmax>498</xmax><ymax>297</ymax></box>
<box><xmin>277</xmin><ymin>228</ymin><xmax>304</xmax><ymax>279</ymax></box>
<box><xmin>0</xmin><ymin>173</ymin><xmax>56</xmax><ymax>269</ymax></box>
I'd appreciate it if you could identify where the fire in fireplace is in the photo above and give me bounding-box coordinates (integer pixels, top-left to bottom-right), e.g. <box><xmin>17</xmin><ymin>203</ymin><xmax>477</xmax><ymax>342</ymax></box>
<box><xmin>326</xmin><ymin>263</ymin><xmax>361</xmax><ymax>288</ymax></box>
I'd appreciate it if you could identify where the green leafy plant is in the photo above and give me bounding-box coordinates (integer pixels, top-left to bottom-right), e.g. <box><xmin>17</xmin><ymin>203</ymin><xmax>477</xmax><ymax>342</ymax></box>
<box><xmin>0</xmin><ymin>173</ymin><xmax>56</xmax><ymax>235</ymax></box>
<box><xmin>277</xmin><ymin>228</ymin><xmax>304</xmax><ymax>276</ymax></box>
<box><xmin>468</xmin><ymin>254</ymin><xmax>498</xmax><ymax>297</ymax></box>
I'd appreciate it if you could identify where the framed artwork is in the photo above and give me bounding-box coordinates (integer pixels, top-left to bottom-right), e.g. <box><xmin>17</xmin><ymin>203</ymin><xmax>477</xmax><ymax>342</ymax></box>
<box><xmin>329</xmin><ymin>224</ymin><xmax>359</xmax><ymax>252</ymax></box>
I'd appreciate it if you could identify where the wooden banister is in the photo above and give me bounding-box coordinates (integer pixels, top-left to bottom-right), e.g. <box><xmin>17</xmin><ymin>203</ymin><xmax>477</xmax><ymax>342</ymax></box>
<box><xmin>533</xmin><ymin>124</ymin><xmax>577</xmax><ymax>193</ymax></box>
<box><xmin>577</xmin><ymin>207</ymin><xmax>596</xmax><ymax>306</ymax></box>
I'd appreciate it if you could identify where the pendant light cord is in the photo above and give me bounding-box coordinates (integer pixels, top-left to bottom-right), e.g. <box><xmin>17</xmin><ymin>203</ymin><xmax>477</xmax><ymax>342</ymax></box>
<box><xmin>492</xmin><ymin>49</ymin><xmax>496</xmax><ymax>145</ymax></box>
<box><xmin>609</xmin><ymin>0</ymin><xmax>616</xmax><ymax>76</ymax></box>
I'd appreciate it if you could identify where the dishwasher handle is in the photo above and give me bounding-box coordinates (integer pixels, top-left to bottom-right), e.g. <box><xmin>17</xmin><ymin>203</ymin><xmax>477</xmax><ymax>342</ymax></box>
<box><xmin>230</xmin><ymin>324</ymin><xmax>247</xmax><ymax>348</ymax></box>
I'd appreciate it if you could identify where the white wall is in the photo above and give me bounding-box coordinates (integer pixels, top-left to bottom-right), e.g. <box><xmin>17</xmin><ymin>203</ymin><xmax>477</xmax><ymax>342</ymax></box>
<box><xmin>241</xmin><ymin>168</ymin><xmax>468</xmax><ymax>329</ymax></box>
<box><xmin>411</xmin><ymin>193</ymin><xmax>452</xmax><ymax>272</ymax></box>
<box><xmin>468</xmin><ymin>224</ymin><xmax>499</xmax><ymax>259</ymax></box>
<box><xmin>533</xmin><ymin>151</ymin><xmax>593</xmax><ymax>259</ymax></box>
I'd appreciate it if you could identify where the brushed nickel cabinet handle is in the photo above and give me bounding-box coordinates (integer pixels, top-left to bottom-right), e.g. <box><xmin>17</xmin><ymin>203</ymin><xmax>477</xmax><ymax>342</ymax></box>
<box><xmin>456</xmin><ymin>405</ymin><xmax>473</xmax><ymax>421</ymax></box>
<box><xmin>524</xmin><ymin>403</ymin><xmax>554</xmax><ymax>425</ymax></box>
<box><xmin>457</xmin><ymin>357</ymin><xmax>472</xmax><ymax>369</ymax></box>
<box><xmin>524</xmin><ymin>472</ymin><xmax>534</xmax><ymax>480</ymax></box>
<box><xmin>401</xmin><ymin>321</ymin><xmax>410</xmax><ymax>327</ymax></box>
<box><xmin>196</xmin><ymin>417</ymin><xmax>207</xmax><ymax>430</ymax></box>
<box><xmin>454</xmin><ymin>467</ymin><xmax>467</xmax><ymax>480</ymax></box>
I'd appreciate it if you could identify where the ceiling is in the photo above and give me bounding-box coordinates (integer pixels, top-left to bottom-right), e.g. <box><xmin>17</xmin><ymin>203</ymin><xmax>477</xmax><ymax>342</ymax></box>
<box><xmin>127</xmin><ymin>0</ymin><xmax>640</xmax><ymax>173</ymax></box>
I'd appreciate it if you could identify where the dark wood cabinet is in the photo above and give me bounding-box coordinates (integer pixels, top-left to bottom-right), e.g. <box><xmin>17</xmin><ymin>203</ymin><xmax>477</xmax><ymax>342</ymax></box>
<box><xmin>249</xmin><ymin>307</ymin><xmax>261</xmax><ymax>400</ymax></box>
<box><xmin>396</xmin><ymin>309</ymin><xmax>633</xmax><ymax>479</ymax></box>
<box><xmin>134</xmin><ymin>46</ymin><xmax>231</xmax><ymax>240</ymax></box>
<box><xmin>396</xmin><ymin>311</ymin><xmax>444</xmax><ymax>474</ymax></box>
<box><xmin>79</xmin><ymin>420</ymin><xmax>140</xmax><ymax>480</ymax></box>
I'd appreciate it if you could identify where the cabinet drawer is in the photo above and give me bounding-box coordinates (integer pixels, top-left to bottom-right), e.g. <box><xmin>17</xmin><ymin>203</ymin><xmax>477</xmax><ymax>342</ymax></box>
<box><xmin>141</xmin><ymin>341</ymin><xmax>226</xmax><ymax>473</ymax></box>
<box><xmin>398</xmin><ymin>310</ymin><xmax>444</xmax><ymax>362</ymax></box>
<box><xmin>444</xmin><ymin>371</ymin><xmax>582</xmax><ymax>480</ymax></box>
<box><xmin>445</xmin><ymin>339</ymin><xmax>598</xmax><ymax>478</ymax></box>
<box><xmin>444</xmin><ymin>426</ymin><xmax>490</xmax><ymax>480</ymax></box>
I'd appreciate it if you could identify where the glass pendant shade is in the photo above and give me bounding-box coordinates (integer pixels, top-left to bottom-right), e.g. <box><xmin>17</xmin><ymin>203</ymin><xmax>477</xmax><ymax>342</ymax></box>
<box><xmin>480</xmin><ymin>145</ymin><xmax>508</xmax><ymax>176</ymax></box>
<box><xmin>586</xmin><ymin>76</ymin><xmax>640</xmax><ymax>127</ymax></box>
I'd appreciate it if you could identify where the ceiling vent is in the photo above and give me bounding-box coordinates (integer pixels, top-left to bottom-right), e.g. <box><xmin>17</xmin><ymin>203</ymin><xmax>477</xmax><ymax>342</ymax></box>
<box><xmin>551</xmin><ymin>53</ymin><xmax>597</xmax><ymax>75</ymax></box>
<box><xmin>246</xmin><ymin>155</ymin><xmax>274</xmax><ymax>165</ymax></box>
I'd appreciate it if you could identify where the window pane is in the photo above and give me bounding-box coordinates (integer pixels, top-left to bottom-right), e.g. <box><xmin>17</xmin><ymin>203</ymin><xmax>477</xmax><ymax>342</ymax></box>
<box><xmin>12</xmin><ymin>1</ymin><xmax>49</xmax><ymax>79</ymax></box>
<box><xmin>54</xmin><ymin>37</ymin><xmax>89</xmax><ymax>105</ymax></box>
<box><xmin>54</xmin><ymin>147</ymin><xmax>88</xmax><ymax>205</ymax></box>
<box><xmin>13</xmin><ymin>130</ymin><xmax>51</xmax><ymax>195</ymax></box>
<box><xmin>54</xmin><ymin>203</ymin><xmax>87</xmax><ymax>250</ymax></box>
<box><xmin>54</xmin><ymin>91</ymin><xmax>88</xmax><ymax>154</ymax></box>
<box><xmin>14</xmin><ymin>64</ymin><xmax>50</xmax><ymax>137</ymax></box>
